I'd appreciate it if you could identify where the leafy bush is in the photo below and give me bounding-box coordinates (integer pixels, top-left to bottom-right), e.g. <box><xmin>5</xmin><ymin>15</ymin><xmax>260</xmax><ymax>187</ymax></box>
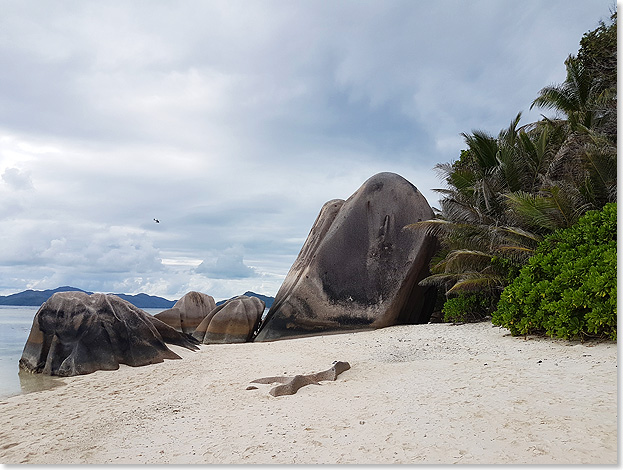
<box><xmin>492</xmin><ymin>203</ymin><xmax>617</xmax><ymax>340</ymax></box>
<box><xmin>442</xmin><ymin>293</ymin><xmax>495</xmax><ymax>323</ymax></box>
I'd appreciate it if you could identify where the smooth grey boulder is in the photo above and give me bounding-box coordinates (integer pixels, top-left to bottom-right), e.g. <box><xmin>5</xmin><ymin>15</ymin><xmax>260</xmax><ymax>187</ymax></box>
<box><xmin>254</xmin><ymin>172</ymin><xmax>438</xmax><ymax>342</ymax></box>
<box><xmin>19</xmin><ymin>291</ymin><xmax>199</xmax><ymax>377</ymax></box>
<box><xmin>193</xmin><ymin>295</ymin><xmax>264</xmax><ymax>344</ymax></box>
<box><xmin>155</xmin><ymin>291</ymin><xmax>216</xmax><ymax>334</ymax></box>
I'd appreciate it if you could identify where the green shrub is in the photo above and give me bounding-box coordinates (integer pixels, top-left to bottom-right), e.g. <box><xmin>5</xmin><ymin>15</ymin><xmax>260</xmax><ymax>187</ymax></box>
<box><xmin>492</xmin><ymin>203</ymin><xmax>617</xmax><ymax>340</ymax></box>
<box><xmin>442</xmin><ymin>293</ymin><xmax>495</xmax><ymax>323</ymax></box>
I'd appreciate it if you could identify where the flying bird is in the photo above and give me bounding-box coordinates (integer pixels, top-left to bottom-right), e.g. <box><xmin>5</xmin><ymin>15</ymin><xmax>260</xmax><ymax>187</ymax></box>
<box><xmin>154</xmin><ymin>218</ymin><xmax>160</xmax><ymax>223</ymax></box>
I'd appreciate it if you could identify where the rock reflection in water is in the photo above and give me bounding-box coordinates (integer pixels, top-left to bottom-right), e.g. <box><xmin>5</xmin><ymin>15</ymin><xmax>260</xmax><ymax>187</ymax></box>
<box><xmin>18</xmin><ymin>370</ymin><xmax>64</xmax><ymax>394</ymax></box>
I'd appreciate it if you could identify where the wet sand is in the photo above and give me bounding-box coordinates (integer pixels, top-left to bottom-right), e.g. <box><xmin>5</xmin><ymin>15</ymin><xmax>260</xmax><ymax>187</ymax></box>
<box><xmin>0</xmin><ymin>322</ymin><xmax>617</xmax><ymax>464</ymax></box>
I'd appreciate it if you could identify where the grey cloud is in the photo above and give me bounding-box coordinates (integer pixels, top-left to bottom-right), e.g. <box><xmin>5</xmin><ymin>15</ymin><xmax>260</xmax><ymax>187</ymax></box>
<box><xmin>0</xmin><ymin>1</ymin><xmax>603</xmax><ymax>157</ymax></box>
<box><xmin>0</xmin><ymin>0</ymin><xmax>610</xmax><ymax>299</ymax></box>
<box><xmin>2</xmin><ymin>168</ymin><xmax>33</xmax><ymax>190</ymax></box>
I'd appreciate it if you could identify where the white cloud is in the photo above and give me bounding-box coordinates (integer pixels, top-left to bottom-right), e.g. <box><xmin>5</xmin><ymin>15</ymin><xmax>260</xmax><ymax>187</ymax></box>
<box><xmin>196</xmin><ymin>246</ymin><xmax>257</xmax><ymax>279</ymax></box>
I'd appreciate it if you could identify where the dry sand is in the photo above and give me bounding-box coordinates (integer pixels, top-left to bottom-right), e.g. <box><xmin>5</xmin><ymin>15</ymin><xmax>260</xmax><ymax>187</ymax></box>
<box><xmin>0</xmin><ymin>322</ymin><xmax>617</xmax><ymax>464</ymax></box>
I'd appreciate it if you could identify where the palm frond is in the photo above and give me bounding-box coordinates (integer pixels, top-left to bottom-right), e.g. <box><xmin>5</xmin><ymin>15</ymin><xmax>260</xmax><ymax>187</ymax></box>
<box><xmin>440</xmin><ymin>250</ymin><xmax>494</xmax><ymax>274</ymax></box>
<box><xmin>531</xmin><ymin>85</ymin><xmax>575</xmax><ymax>114</ymax></box>
<box><xmin>462</xmin><ymin>130</ymin><xmax>499</xmax><ymax>170</ymax></box>
<box><xmin>404</xmin><ymin>219</ymin><xmax>455</xmax><ymax>238</ymax></box>
<box><xmin>504</xmin><ymin>190</ymin><xmax>572</xmax><ymax>231</ymax></box>
<box><xmin>496</xmin><ymin>225</ymin><xmax>542</xmax><ymax>244</ymax></box>
<box><xmin>497</xmin><ymin>245</ymin><xmax>536</xmax><ymax>263</ymax></box>
<box><xmin>582</xmin><ymin>142</ymin><xmax>617</xmax><ymax>203</ymax></box>
<box><xmin>440</xmin><ymin>198</ymin><xmax>485</xmax><ymax>225</ymax></box>
<box><xmin>446</xmin><ymin>275</ymin><xmax>506</xmax><ymax>295</ymax></box>
<box><xmin>418</xmin><ymin>273</ymin><xmax>461</xmax><ymax>288</ymax></box>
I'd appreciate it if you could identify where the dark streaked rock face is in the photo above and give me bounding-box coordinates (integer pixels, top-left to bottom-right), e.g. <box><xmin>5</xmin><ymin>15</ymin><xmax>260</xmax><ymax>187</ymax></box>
<box><xmin>155</xmin><ymin>291</ymin><xmax>216</xmax><ymax>334</ymax></box>
<box><xmin>193</xmin><ymin>295</ymin><xmax>264</xmax><ymax>344</ymax></box>
<box><xmin>19</xmin><ymin>291</ymin><xmax>199</xmax><ymax>377</ymax></box>
<box><xmin>254</xmin><ymin>172</ymin><xmax>438</xmax><ymax>342</ymax></box>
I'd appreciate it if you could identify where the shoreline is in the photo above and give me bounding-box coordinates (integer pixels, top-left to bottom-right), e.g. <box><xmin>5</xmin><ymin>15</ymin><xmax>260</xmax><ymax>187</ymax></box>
<box><xmin>0</xmin><ymin>322</ymin><xmax>617</xmax><ymax>464</ymax></box>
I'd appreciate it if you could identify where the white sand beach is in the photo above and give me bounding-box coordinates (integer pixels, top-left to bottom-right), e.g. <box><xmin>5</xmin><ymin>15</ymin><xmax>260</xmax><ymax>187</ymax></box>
<box><xmin>0</xmin><ymin>322</ymin><xmax>617</xmax><ymax>465</ymax></box>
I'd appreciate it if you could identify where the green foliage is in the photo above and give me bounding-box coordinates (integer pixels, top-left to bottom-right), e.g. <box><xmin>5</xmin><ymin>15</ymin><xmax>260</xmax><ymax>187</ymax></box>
<box><xmin>492</xmin><ymin>203</ymin><xmax>617</xmax><ymax>340</ymax></box>
<box><xmin>577</xmin><ymin>12</ymin><xmax>617</xmax><ymax>92</ymax></box>
<box><xmin>442</xmin><ymin>293</ymin><xmax>495</xmax><ymax>323</ymax></box>
<box><xmin>413</xmin><ymin>14</ymin><xmax>617</xmax><ymax>331</ymax></box>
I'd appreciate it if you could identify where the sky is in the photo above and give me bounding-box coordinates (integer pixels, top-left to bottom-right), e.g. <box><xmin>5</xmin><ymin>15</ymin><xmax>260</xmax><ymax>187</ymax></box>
<box><xmin>0</xmin><ymin>0</ymin><xmax>614</xmax><ymax>301</ymax></box>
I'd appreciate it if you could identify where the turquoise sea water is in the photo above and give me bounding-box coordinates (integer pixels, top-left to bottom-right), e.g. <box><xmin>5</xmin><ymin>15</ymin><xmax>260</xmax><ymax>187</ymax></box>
<box><xmin>0</xmin><ymin>306</ymin><xmax>164</xmax><ymax>399</ymax></box>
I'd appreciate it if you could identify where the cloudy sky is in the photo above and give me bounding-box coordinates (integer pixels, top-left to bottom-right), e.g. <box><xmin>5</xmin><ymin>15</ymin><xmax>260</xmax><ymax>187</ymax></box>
<box><xmin>0</xmin><ymin>0</ymin><xmax>613</xmax><ymax>301</ymax></box>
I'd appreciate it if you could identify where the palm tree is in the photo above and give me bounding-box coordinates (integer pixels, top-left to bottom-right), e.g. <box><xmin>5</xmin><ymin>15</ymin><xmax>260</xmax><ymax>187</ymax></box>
<box><xmin>531</xmin><ymin>56</ymin><xmax>606</xmax><ymax>132</ymax></box>
<box><xmin>411</xmin><ymin>14</ymin><xmax>617</xmax><ymax>322</ymax></box>
<box><xmin>580</xmin><ymin>131</ymin><xmax>617</xmax><ymax>205</ymax></box>
<box><xmin>410</xmin><ymin>115</ymin><xmax>552</xmax><ymax>301</ymax></box>
<box><xmin>504</xmin><ymin>184</ymin><xmax>592</xmax><ymax>233</ymax></box>
<box><xmin>410</xmin><ymin>109</ymin><xmax>601</xmax><ymax>303</ymax></box>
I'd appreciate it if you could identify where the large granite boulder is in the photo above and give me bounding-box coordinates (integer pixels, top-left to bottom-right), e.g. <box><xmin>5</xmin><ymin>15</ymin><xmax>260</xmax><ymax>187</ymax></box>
<box><xmin>193</xmin><ymin>295</ymin><xmax>264</xmax><ymax>344</ymax></box>
<box><xmin>254</xmin><ymin>172</ymin><xmax>438</xmax><ymax>342</ymax></box>
<box><xmin>19</xmin><ymin>291</ymin><xmax>199</xmax><ymax>377</ymax></box>
<box><xmin>155</xmin><ymin>291</ymin><xmax>216</xmax><ymax>334</ymax></box>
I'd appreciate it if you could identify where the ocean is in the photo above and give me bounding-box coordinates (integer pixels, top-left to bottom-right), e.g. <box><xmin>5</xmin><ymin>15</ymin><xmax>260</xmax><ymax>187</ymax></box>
<box><xmin>0</xmin><ymin>305</ymin><xmax>165</xmax><ymax>399</ymax></box>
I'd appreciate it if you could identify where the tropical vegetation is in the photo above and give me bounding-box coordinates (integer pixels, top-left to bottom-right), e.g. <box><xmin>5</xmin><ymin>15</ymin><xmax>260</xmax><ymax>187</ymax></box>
<box><xmin>412</xmin><ymin>12</ymin><xmax>616</xmax><ymax>339</ymax></box>
<box><xmin>492</xmin><ymin>203</ymin><xmax>616</xmax><ymax>340</ymax></box>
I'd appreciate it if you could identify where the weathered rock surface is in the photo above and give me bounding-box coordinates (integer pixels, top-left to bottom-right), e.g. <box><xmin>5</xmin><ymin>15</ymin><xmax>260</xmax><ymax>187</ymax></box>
<box><xmin>19</xmin><ymin>291</ymin><xmax>199</xmax><ymax>377</ymax></box>
<box><xmin>249</xmin><ymin>361</ymin><xmax>351</xmax><ymax>396</ymax></box>
<box><xmin>254</xmin><ymin>172</ymin><xmax>438</xmax><ymax>342</ymax></box>
<box><xmin>193</xmin><ymin>295</ymin><xmax>264</xmax><ymax>344</ymax></box>
<box><xmin>155</xmin><ymin>291</ymin><xmax>216</xmax><ymax>334</ymax></box>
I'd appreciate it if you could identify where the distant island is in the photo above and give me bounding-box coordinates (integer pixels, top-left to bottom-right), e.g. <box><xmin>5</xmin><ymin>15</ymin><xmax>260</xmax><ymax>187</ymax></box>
<box><xmin>0</xmin><ymin>286</ymin><xmax>177</xmax><ymax>308</ymax></box>
<box><xmin>0</xmin><ymin>286</ymin><xmax>274</xmax><ymax>310</ymax></box>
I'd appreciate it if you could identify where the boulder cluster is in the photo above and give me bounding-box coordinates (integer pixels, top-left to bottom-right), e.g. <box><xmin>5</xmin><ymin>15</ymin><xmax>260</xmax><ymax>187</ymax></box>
<box><xmin>154</xmin><ymin>291</ymin><xmax>265</xmax><ymax>344</ymax></box>
<box><xmin>19</xmin><ymin>172</ymin><xmax>438</xmax><ymax>377</ymax></box>
<box><xmin>20</xmin><ymin>291</ymin><xmax>265</xmax><ymax>377</ymax></box>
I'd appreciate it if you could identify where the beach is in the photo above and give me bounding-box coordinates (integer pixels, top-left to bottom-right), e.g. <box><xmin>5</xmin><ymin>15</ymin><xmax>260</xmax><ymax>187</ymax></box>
<box><xmin>0</xmin><ymin>322</ymin><xmax>616</xmax><ymax>465</ymax></box>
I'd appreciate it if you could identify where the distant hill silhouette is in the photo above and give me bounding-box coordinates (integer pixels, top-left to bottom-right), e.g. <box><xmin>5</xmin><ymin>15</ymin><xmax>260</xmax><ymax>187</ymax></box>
<box><xmin>0</xmin><ymin>286</ymin><xmax>176</xmax><ymax>309</ymax></box>
<box><xmin>216</xmin><ymin>291</ymin><xmax>274</xmax><ymax>308</ymax></box>
<box><xmin>0</xmin><ymin>287</ymin><xmax>275</xmax><ymax>310</ymax></box>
